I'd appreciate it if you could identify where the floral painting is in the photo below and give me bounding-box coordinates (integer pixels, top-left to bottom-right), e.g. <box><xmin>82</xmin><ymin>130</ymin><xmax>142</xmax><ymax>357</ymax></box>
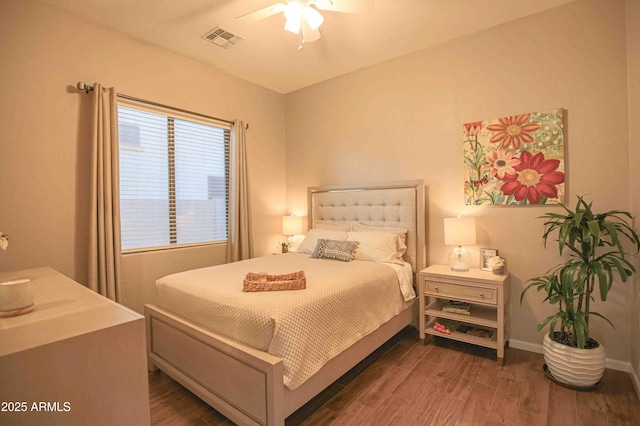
<box><xmin>463</xmin><ymin>108</ymin><xmax>565</xmax><ymax>205</ymax></box>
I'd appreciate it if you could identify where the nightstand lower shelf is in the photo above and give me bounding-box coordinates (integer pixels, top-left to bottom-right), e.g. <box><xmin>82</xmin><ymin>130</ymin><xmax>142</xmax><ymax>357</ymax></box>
<box><xmin>425</xmin><ymin>325</ymin><xmax>498</xmax><ymax>349</ymax></box>
<box><xmin>425</xmin><ymin>299</ymin><xmax>497</xmax><ymax>328</ymax></box>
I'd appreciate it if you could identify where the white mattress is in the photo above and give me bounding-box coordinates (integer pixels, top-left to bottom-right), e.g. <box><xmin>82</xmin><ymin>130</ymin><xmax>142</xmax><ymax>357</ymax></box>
<box><xmin>155</xmin><ymin>253</ymin><xmax>415</xmax><ymax>389</ymax></box>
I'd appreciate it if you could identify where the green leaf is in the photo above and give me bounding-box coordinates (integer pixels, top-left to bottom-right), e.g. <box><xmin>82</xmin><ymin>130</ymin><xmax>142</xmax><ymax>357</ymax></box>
<box><xmin>538</xmin><ymin>313</ymin><xmax>563</xmax><ymax>332</ymax></box>
<box><xmin>537</xmin><ymin>316</ymin><xmax>554</xmax><ymax>331</ymax></box>
<box><xmin>574</xmin><ymin>313</ymin><xmax>588</xmax><ymax>348</ymax></box>
<box><xmin>589</xmin><ymin>311</ymin><xmax>615</xmax><ymax>329</ymax></box>
<box><xmin>582</xmin><ymin>225</ymin><xmax>591</xmax><ymax>244</ymax></box>
<box><xmin>593</xmin><ymin>262</ymin><xmax>609</xmax><ymax>301</ymax></box>
<box><xmin>558</xmin><ymin>219</ymin><xmax>572</xmax><ymax>254</ymax></box>
<box><xmin>603</xmin><ymin>222</ymin><xmax>623</xmax><ymax>255</ymax></box>
<box><xmin>463</xmin><ymin>157</ymin><xmax>476</xmax><ymax>170</ymax></box>
<box><xmin>609</xmin><ymin>256</ymin><xmax>629</xmax><ymax>283</ymax></box>
<box><xmin>587</xmin><ymin>219</ymin><xmax>601</xmax><ymax>245</ymax></box>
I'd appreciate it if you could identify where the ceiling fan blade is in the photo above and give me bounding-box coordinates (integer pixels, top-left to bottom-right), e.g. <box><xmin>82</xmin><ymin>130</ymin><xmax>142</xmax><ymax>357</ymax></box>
<box><xmin>313</xmin><ymin>0</ymin><xmax>373</xmax><ymax>14</ymax></box>
<box><xmin>301</xmin><ymin>21</ymin><xmax>321</xmax><ymax>42</ymax></box>
<box><xmin>237</xmin><ymin>3</ymin><xmax>286</xmax><ymax>22</ymax></box>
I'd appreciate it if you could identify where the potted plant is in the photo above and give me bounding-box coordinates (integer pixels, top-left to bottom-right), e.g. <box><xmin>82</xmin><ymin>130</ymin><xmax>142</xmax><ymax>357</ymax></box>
<box><xmin>279</xmin><ymin>240</ymin><xmax>291</xmax><ymax>253</ymax></box>
<box><xmin>521</xmin><ymin>195</ymin><xmax>640</xmax><ymax>388</ymax></box>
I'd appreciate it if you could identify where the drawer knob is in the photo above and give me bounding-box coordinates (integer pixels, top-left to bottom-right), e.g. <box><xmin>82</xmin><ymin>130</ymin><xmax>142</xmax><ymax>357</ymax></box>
<box><xmin>479</xmin><ymin>292</ymin><xmax>484</xmax><ymax>297</ymax></box>
<box><xmin>434</xmin><ymin>286</ymin><xmax>439</xmax><ymax>290</ymax></box>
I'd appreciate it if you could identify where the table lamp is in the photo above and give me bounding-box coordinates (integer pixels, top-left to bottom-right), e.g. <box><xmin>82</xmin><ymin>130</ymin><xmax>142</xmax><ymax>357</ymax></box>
<box><xmin>282</xmin><ymin>215</ymin><xmax>304</xmax><ymax>238</ymax></box>
<box><xmin>282</xmin><ymin>215</ymin><xmax>305</xmax><ymax>253</ymax></box>
<box><xmin>444</xmin><ymin>216</ymin><xmax>476</xmax><ymax>272</ymax></box>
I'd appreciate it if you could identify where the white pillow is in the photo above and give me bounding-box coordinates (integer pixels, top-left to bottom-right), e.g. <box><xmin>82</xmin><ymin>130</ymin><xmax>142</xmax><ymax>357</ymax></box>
<box><xmin>297</xmin><ymin>229</ymin><xmax>348</xmax><ymax>254</ymax></box>
<box><xmin>346</xmin><ymin>231</ymin><xmax>404</xmax><ymax>264</ymax></box>
<box><xmin>314</xmin><ymin>221</ymin><xmax>355</xmax><ymax>232</ymax></box>
<box><xmin>351</xmin><ymin>223</ymin><xmax>408</xmax><ymax>256</ymax></box>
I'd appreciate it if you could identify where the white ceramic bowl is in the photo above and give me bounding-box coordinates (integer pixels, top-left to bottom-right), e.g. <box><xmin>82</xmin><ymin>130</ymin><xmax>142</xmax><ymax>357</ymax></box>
<box><xmin>0</xmin><ymin>278</ymin><xmax>34</xmax><ymax>312</ymax></box>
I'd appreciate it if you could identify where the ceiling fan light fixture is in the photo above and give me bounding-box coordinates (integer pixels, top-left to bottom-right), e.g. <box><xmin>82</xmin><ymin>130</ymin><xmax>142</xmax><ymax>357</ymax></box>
<box><xmin>283</xmin><ymin>1</ymin><xmax>324</xmax><ymax>34</ymax></box>
<box><xmin>283</xmin><ymin>1</ymin><xmax>303</xmax><ymax>21</ymax></box>
<box><xmin>238</xmin><ymin>0</ymin><xmax>364</xmax><ymax>48</ymax></box>
<box><xmin>283</xmin><ymin>1</ymin><xmax>303</xmax><ymax>33</ymax></box>
<box><xmin>303</xmin><ymin>6</ymin><xmax>324</xmax><ymax>30</ymax></box>
<box><xmin>284</xmin><ymin>17</ymin><xmax>301</xmax><ymax>34</ymax></box>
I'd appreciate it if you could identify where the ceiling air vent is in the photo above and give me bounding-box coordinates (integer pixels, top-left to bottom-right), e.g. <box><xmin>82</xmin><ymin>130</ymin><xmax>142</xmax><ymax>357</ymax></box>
<box><xmin>201</xmin><ymin>26</ymin><xmax>244</xmax><ymax>49</ymax></box>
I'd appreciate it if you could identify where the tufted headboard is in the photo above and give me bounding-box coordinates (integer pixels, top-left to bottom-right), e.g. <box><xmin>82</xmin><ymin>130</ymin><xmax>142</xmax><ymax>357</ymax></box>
<box><xmin>307</xmin><ymin>180</ymin><xmax>426</xmax><ymax>273</ymax></box>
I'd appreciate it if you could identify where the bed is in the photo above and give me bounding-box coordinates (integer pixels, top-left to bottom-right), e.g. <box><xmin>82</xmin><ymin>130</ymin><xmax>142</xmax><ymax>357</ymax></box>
<box><xmin>144</xmin><ymin>180</ymin><xmax>426</xmax><ymax>426</ymax></box>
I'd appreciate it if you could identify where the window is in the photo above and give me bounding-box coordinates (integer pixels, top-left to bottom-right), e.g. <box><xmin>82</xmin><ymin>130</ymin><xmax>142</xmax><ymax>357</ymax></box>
<box><xmin>118</xmin><ymin>102</ymin><xmax>230</xmax><ymax>252</ymax></box>
<box><xmin>119</xmin><ymin>122</ymin><xmax>141</xmax><ymax>147</ymax></box>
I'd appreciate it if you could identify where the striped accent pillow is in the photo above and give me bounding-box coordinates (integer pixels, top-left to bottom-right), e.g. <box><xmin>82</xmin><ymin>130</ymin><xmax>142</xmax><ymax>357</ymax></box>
<box><xmin>311</xmin><ymin>239</ymin><xmax>359</xmax><ymax>262</ymax></box>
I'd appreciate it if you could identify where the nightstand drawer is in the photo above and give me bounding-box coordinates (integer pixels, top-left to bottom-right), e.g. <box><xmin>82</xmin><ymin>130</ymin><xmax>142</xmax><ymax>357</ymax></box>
<box><xmin>424</xmin><ymin>280</ymin><xmax>496</xmax><ymax>304</ymax></box>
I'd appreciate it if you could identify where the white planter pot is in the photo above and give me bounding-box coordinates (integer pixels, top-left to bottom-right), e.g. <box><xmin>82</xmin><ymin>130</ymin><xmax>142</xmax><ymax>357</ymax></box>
<box><xmin>543</xmin><ymin>333</ymin><xmax>605</xmax><ymax>388</ymax></box>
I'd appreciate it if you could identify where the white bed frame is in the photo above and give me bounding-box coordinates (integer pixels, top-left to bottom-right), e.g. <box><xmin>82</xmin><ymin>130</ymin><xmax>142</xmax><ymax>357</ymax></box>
<box><xmin>145</xmin><ymin>180</ymin><xmax>426</xmax><ymax>426</ymax></box>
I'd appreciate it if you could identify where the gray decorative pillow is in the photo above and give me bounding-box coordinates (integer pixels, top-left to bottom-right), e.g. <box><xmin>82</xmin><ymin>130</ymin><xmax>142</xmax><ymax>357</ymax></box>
<box><xmin>311</xmin><ymin>239</ymin><xmax>359</xmax><ymax>262</ymax></box>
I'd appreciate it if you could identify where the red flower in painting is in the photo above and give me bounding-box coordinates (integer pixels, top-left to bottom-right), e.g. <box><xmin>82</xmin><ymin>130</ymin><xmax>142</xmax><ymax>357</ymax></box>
<box><xmin>464</xmin><ymin>121</ymin><xmax>483</xmax><ymax>137</ymax></box>
<box><xmin>501</xmin><ymin>151</ymin><xmax>564</xmax><ymax>204</ymax></box>
<box><xmin>486</xmin><ymin>114</ymin><xmax>541</xmax><ymax>150</ymax></box>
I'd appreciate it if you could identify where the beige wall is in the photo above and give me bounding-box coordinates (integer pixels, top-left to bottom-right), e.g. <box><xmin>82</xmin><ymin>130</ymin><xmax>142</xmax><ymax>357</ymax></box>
<box><xmin>285</xmin><ymin>0</ymin><xmax>633</xmax><ymax>362</ymax></box>
<box><xmin>627</xmin><ymin>0</ymin><xmax>640</xmax><ymax>382</ymax></box>
<box><xmin>0</xmin><ymin>0</ymin><xmax>286</xmax><ymax>313</ymax></box>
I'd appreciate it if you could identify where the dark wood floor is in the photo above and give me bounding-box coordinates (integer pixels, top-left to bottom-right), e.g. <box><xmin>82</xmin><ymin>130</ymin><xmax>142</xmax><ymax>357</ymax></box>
<box><xmin>149</xmin><ymin>327</ymin><xmax>640</xmax><ymax>425</ymax></box>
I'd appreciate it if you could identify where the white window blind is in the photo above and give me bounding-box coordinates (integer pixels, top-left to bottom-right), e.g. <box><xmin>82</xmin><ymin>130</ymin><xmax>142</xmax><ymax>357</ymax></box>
<box><xmin>118</xmin><ymin>102</ymin><xmax>230</xmax><ymax>252</ymax></box>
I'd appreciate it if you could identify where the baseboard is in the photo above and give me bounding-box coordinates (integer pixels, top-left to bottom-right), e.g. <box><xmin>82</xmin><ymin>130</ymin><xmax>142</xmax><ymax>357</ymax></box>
<box><xmin>509</xmin><ymin>339</ymin><xmax>630</xmax><ymax>372</ymax></box>
<box><xmin>509</xmin><ymin>339</ymin><xmax>543</xmax><ymax>354</ymax></box>
<box><xmin>631</xmin><ymin>365</ymin><xmax>640</xmax><ymax>401</ymax></box>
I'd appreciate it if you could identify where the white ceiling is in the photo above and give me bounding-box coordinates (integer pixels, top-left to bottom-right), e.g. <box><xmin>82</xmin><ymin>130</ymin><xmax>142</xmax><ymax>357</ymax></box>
<box><xmin>42</xmin><ymin>0</ymin><xmax>576</xmax><ymax>94</ymax></box>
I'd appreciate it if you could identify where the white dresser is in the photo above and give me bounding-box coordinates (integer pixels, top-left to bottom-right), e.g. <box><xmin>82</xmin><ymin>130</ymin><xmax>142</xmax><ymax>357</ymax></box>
<box><xmin>0</xmin><ymin>267</ymin><xmax>150</xmax><ymax>426</ymax></box>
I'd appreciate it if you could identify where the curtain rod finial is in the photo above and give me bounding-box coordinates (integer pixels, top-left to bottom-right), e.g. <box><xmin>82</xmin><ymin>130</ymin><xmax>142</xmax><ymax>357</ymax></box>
<box><xmin>77</xmin><ymin>82</ymin><xmax>94</xmax><ymax>94</ymax></box>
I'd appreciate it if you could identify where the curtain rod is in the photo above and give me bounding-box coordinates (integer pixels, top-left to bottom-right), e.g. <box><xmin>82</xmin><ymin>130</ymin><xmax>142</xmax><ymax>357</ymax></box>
<box><xmin>76</xmin><ymin>81</ymin><xmax>240</xmax><ymax>128</ymax></box>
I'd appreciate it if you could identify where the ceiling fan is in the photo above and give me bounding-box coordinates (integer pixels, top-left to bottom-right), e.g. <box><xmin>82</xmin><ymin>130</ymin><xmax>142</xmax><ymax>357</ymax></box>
<box><xmin>238</xmin><ymin>0</ymin><xmax>373</xmax><ymax>49</ymax></box>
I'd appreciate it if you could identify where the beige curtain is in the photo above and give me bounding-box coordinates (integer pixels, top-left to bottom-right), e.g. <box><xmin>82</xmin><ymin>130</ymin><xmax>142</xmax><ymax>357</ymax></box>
<box><xmin>226</xmin><ymin>120</ymin><xmax>253</xmax><ymax>262</ymax></box>
<box><xmin>88</xmin><ymin>84</ymin><xmax>122</xmax><ymax>301</ymax></box>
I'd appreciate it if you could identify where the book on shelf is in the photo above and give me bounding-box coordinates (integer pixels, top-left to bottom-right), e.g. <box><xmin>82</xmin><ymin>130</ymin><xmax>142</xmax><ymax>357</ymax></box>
<box><xmin>454</xmin><ymin>324</ymin><xmax>495</xmax><ymax>339</ymax></box>
<box><xmin>442</xmin><ymin>300</ymin><xmax>471</xmax><ymax>315</ymax></box>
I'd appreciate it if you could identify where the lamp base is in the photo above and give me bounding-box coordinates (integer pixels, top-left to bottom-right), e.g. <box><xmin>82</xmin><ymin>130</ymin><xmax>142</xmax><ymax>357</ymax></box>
<box><xmin>448</xmin><ymin>246</ymin><xmax>471</xmax><ymax>272</ymax></box>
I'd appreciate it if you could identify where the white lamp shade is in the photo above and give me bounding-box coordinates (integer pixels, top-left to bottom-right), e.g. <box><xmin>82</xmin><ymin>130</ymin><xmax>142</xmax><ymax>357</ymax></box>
<box><xmin>282</xmin><ymin>216</ymin><xmax>304</xmax><ymax>236</ymax></box>
<box><xmin>444</xmin><ymin>216</ymin><xmax>476</xmax><ymax>246</ymax></box>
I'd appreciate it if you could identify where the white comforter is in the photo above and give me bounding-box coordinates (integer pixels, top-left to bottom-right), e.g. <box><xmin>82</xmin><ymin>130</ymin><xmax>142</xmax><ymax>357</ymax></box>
<box><xmin>155</xmin><ymin>253</ymin><xmax>415</xmax><ymax>390</ymax></box>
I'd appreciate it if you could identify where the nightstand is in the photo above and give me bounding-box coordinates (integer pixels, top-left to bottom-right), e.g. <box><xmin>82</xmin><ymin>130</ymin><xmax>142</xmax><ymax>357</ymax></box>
<box><xmin>418</xmin><ymin>264</ymin><xmax>511</xmax><ymax>364</ymax></box>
